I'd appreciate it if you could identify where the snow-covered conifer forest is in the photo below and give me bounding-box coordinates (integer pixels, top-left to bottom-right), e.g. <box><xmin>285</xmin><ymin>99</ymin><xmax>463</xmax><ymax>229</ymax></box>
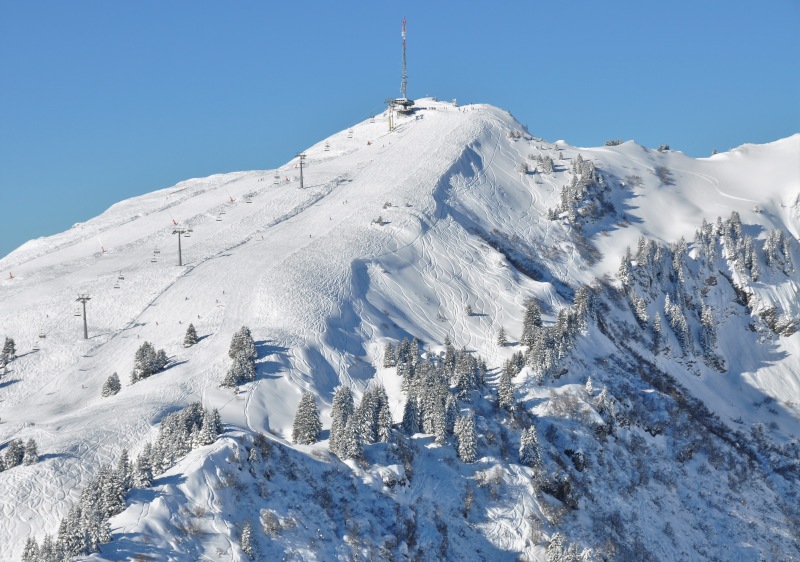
<box><xmin>1</xmin><ymin>99</ymin><xmax>799</xmax><ymax>561</ymax></box>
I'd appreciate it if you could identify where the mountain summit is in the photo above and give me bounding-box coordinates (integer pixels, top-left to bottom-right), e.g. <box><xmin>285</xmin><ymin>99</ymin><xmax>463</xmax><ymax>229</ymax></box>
<box><xmin>2</xmin><ymin>99</ymin><xmax>799</xmax><ymax>561</ymax></box>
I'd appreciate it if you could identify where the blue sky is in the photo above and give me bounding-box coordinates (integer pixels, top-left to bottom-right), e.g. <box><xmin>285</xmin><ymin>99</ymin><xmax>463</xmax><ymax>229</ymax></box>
<box><xmin>1</xmin><ymin>1</ymin><xmax>798</xmax><ymax>259</ymax></box>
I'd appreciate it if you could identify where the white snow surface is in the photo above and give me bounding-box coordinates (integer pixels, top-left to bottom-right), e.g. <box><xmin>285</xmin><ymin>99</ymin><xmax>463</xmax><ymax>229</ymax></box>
<box><xmin>1</xmin><ymin>99</ymin><xmax>798</xmax><ymax>560</ymax></box>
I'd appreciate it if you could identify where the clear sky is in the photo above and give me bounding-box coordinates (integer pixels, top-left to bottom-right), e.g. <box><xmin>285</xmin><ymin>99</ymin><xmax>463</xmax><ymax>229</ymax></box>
<box><xmin>1</xmin><ymin>1</ymin><xmax>798</xmax><ymax>259</ymax></box>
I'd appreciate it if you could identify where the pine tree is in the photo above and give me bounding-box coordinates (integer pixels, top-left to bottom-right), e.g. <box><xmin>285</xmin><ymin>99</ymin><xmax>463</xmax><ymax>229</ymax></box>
<box><xmin>241</xmin><ymin>520</ymin><xmax>255</xmax><ymax>559</ymax></box>
<box><xmin>433</xmin><ymin>404</ymin><xmax>448</xmax><ymax>445</ymax></box>
<box><xmin>409</xmin><ymin>338</ymin><xmax>421</xmax><ymax>366</ymax></box>
<box><xmin>444</xmin><ymin>394</ymin><xmax>458</xmax><ymax>435</ymax></box>
<box><xmin>2</xmin><ymin>336</ymin><xmax>16</xmax><ymax>360</ymax></box>
<box><xmin>329</xmin><ymin>386</ymin><xmax>355</xmax><ymax>456</ymax></box>
<box><xmin>401</xmin><ymin>396</ymin><xmax>420</xmax><ymax>435</ymax></box>
<box><xmin>521</xmin><ymin>299</ymin><xmax>542</xmax><ymax>348</ymax></box>
<box><xmin>382</xmin><ymin>342</ymin><xmax>396</xmax><ymax>368</ymax></box>
<box><xmin>584</xmin><ymin>376</ymin><xmax>594</xmax><ymax>396</ymax></box>
<box><xmin>497</xmin><ymin>326</ymin><xmax>507</xmax><ymax>347</ymax></box>
<box><xmin>21</xmin><ymin>536</ymin><xmax>39</xmax><ymax>562</ymax></box>
<box><xmin>116</xmin><ymin>449</ymin><xmax>131</xmax><ymax>492</ymax></box>
<box><xmin>101</xmin><ymin>372</ymin><xmax>121</xmax><ymax>398</ymax></box>
<box><xmin>498</xmin><ymin>361</ymin><xmax>515</xmax><ymax>411</ymax></box>
<box><xmin>376</xmin><ymin>386</ymin><xmax>393</xmax><ymax>443</ymax></box>
<box><xmin>519</xmin><ymin>426</ymin><xmax>542</xmax><ymax>470</ymax></box>
<box><xmin>546</xmin><ymin>533</ymin><xmax>566</xmax><ymax>562</ymax></box>
<box><xmin>652</xmin><ymin>313</ymin><xmax>663</xmax><ymax>354</ymax></box>
<box><xmin>23</xmin><ymin>439</ymin><xmax>38</xmax><ymax>465</ymax></box>
<box><xmin>341</xmin><ymin>416</ymin><xmax>363</xmax><ymax>460</ymax></box>
<box><xmin>183</xmin><ymin>323</ymin><xmax>198</xmax><ymax>347</ymax></box>
<box><xmin>101</xmin><ymin>465</ymin><xmax>127</xmax><ymax>518</ymax></box>
<box><xmin>133</xmin><ymin>444</ymin><xmax>153</xmax><ymax>488</ymax></box>
<box><xmin>328</xmin><ymin>386</ymin><xmax>355</xmax><ymax>456</ymax></box>
<box><xmin>617</xmin><ymin>247</ymin><xmax>632</xmax><ymax>287</ymax></box>
<box><xmin>455</xmin><ymin>412</ymin><xmax>477</xmax><ymax>463</ymax></box>
<box><xmin>5</xmin><ymin>438</ymin><xmax>24</xmax><ymax>468</ymax></box>
<box><xmin>39</xmin><ymin>534</ymin><xmax>56</xmax><ymax>562</ymax></box>
<box><xmin>292</xmin><ymin>393</ymin><xmax>322</xmax><ymax>445</ymax></box>
<box><xmin>196</xmin><ymin>410</ymin><xmax>219</xmax><ymax>447</ymax></box>
<box><xmin>130</xmin><ymin>342</ymin><xmax>168</xmax><ymax>383</ymax></box>
<box><xmin>700</xmin><ymin>304</ymin><xmax>717</xmax><ymax>356</ymax></box>
<box><xmin>229</xmin><ymin>326</ymin><xmax>257</xmax><ymax>360</ymax></box>
<box><xmin>222</xmin><ymin>351</ymin><xmax>256</xmax><ymax>388</ymax></box>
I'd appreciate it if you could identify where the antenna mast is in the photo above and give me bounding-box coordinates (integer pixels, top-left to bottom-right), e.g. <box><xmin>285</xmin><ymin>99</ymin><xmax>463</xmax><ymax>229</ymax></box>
<box><xmin>401</xmin><ymin>17</ymin><xmax>408</xmax><ymax>99</ymax></box>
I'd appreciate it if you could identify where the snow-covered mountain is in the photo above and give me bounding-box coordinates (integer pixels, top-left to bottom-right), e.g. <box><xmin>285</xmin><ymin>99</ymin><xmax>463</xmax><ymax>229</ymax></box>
<box><xmin>1</xmin><ymin>98</ymin><xmax>798</xmax><ymax>561</ymax></box>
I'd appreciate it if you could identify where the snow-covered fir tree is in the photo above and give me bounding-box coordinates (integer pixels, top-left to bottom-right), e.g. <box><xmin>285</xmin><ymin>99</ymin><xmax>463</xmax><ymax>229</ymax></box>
<box><xmin>401</xmin><ymin>395</ymin><xmax>420</xmax><ymax>435</ymax></box>
<box><xmin>455</xmin><ymin>412</ymin><xmax>477</xmax><ymax>463</ymax></box>
<box><xmin>292</xmin><ymin>392</ymin><xmax>322</xmax><ymax>445</ymax></box>
<box><xmin>382</xmin><ymin>342</ymin><xmax>396</xmax><ymax>367</ymax></box>
<box><xmin>2</xmin><ymin>336</ymin><xmax>16</xmax><ymax>361</ymax></box>
<box><xmin>241</xmin><ymin>520</ymin><xmax>256</xmax><ymax>559</ymax></box>
<box><xmin>652</xmin><ymin>313</ymin><xmax>663</xmax><ymax>354</ymax></box>
<box><xmin>519</xmin><ymin>426</ymin><xmax>542</xmax><ymax>470</ymax></box>
<box><xmin>23</xmin><ymin>439</ymin><xmax>38</xmax><ymax>466</ymax></box>
<box><xmin>221</xmin><ymin>350</ymin><xmax>256</xmax><ymax>388</ymax></box>
<box><xmin>444</xmin><ymin>394</ymin><xmax>458</xmax><ymax>435</ymax></box>
<box><xmin>329</xmin><ymin>386</ymin><xmax>355</xmax><ymax>457</ymax></box>
<box><xmin>116</xmin><ymin>449</ymin><xmax>131</xmax><ymax>491</ymax></box>
<box><xmin>340</xmin><ymin>416</ymin><xmax>363</xmax><ymax>460</ymax></box>
<box><xmin>4</xmin><ymin>438</ymin><xmax>24</xmax><ymax>468</ymax></box>
<box><xmin>183</xmin><ymin>323</ymin><xmax>198</xmax><ymax>347</ymax></box>
<box><xmin>132</xmin><ymin>443</ymin><xmax>153</xmax><ymax>488</ymax></box>
<box><xmin>130</xmin><ymin>341</ymin><xmax>168</xmax><ymax>383</ymax></box>
<box><xmin>101</xmin><ymin>372</ymin><xmax>121</xmax><ymax>397</ymax></box>
<box><xmin>497</xmin><ymin>360</ymin><xmax>515</xmax><ymax>411</ymax></box>
<box><xmin>228</xmin><ymin>325</ymin><xmax>257</xmax><ymax>359</ymax></box>
<box><xmin>521</xmin><ymin>299</ymin><xmax>542</xmax><ymax>348</ymax></box>
<box><xmin>497</xmin><ymin>326</ymin><xmax>507</xmax><ymax>347</ymax></box>
<box><xmin>21</xmin><ymin>536</ymin><xmax>38</xmax><ymax>562</ymax></box>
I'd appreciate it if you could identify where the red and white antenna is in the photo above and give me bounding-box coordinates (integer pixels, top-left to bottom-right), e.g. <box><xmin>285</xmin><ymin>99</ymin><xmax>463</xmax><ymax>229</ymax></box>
<box><xmin>401</xmin><ymin>17</ymin><xmax>408</xmax><ymax>99</ymax></box>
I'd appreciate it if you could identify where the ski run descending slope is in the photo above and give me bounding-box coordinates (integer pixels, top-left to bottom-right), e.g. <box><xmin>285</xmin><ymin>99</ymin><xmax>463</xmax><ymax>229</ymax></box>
<box><xmin>0</xmin><ymin>98</ymin><xmax>799</xmax><ymax>561</ymax></box>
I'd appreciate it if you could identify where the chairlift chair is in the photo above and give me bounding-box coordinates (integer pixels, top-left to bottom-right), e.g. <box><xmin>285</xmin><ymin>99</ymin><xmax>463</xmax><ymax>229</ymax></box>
<box><xmin>39</xmin><ymin>332</ymin><xmax>46</xmax><ymax>339</ymax></box>
<box><xmin>118</xmin><ymin>273</ymin><xmax>125</xmax><ymax>280</ymax></box>
<box><xmin>32</xmin><ymin>343</ymin><xmax>39</xmax><ymax>352</ymax></box>
<box><xmin>216</xmin><ymin>216</ymin><xmax>222</xmax><ymax>221</ymax></box>
<box><xmin>151</xmin><ymin>256</ymin><xmax>157</xmax><ymax>263</ymax></box>
<box><xmin>113</xmin><ymin>282</ymin><xmax>120</xmax><ymax>289</ymax></box>
<box><xmin>74</xmin><ymin>309</ymin><xmax>81</xmax><ymax>317</ymax></box>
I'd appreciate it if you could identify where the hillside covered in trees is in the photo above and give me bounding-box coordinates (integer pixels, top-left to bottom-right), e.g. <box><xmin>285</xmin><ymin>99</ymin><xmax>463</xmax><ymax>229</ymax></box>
<box><xmin>1</xmin><ymin>99</ymin><xmax>799</xmax><ymax>561</ymax></box>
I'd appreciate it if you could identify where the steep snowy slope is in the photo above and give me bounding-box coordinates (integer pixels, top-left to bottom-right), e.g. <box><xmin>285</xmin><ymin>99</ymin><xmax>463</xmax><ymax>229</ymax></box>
<box><xmin>1</xmin><ymin>99</ymin><xmax>798</xmax><ymax>561</ymax></box>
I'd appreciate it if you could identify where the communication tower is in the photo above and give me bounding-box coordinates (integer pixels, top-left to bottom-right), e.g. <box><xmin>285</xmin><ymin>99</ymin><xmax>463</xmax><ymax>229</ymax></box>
<box><xmin>394</xmin><ymin>18</ymin><xmax>414</xmax><ymax>115</ymax></box>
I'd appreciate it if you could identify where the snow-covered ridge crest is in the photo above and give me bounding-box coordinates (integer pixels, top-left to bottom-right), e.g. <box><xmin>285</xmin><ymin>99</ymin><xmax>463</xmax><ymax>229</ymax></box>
<box><xmin>1</xmin><ymin>99</ymin><xmax>798</xmax><ymax>560</ymax></box>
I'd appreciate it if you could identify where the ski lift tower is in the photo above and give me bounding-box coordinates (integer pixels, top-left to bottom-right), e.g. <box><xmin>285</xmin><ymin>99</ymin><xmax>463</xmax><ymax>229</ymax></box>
<box><xmin>76</xmin><ymin>294</ymin><xmax>91</xmax><ymax>340</ymax></box>
<box><xmin>172</xmin><ymin>226</ymin><xmax>193</xmax><ymax>266</ymax></box>
<box><xmin>296</xmin><ymin>153</ymin><xmax>307</xmax><ymax>189</ymax></box>
<box><xmin>394</xmin><ymin>18</ymin><xmax>414</xmax><ymax>115</ymax></box>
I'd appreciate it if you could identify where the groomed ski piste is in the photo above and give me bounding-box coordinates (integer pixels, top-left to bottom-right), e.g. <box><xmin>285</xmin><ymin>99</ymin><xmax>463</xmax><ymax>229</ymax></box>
<box><xmin>1</xmin><ymin>98</ymin><xmax>799</xmax><ymax>561</ymax></box>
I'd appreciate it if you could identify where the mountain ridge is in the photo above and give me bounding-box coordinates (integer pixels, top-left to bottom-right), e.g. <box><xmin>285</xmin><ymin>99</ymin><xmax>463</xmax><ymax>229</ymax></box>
<box><xmin>1</xmin><ymin>99</ymin><xmax>798</xmax><ymax>561</ymax></box>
